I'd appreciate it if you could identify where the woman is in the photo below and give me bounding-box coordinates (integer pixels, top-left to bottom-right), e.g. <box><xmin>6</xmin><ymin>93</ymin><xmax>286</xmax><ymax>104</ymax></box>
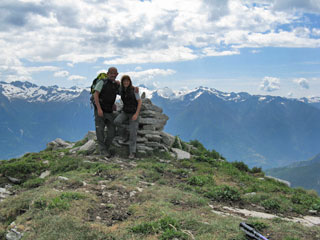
<box><xmin>114</xmin><ymin>75</ymin><xmax>142</xmax><ymax>159</ymax></box>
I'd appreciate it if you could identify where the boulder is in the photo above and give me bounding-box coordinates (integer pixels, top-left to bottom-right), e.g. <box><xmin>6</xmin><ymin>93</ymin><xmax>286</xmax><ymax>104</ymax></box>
<box><xmin>171</xmin><ymin>148</ymin><xmax>191</xmax><ymax>160</ymax></box>
<box><xmin>265</xmin><ymin>176</ymin><xmax>291</xmax><ymax>187</ymax></box>
<box><xmin>160</xmin><ymin>132</ymin><xmax>175</xmax><ymax>147</ymax></box>
<box><xmin>79</xmin><ymin>139</ymin><xmax>96</xmax><ymax>153</ymax></box>
<box><xmin>47</xmin><ymin>138</ymin><xmax>73</xmax><ymax>150</ymax></box>
<box><xmin>39</xmin><ymin>170</ymin><xmax>51</xmax><ymax>179</ymax></box>
<box><xmin>6</xmin><ymin>229</ymin><xmax>22</xmax><ymax>240</ymax></box>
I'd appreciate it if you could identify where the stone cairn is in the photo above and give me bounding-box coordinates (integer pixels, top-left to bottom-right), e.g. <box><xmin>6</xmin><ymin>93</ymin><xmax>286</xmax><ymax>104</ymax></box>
<box><xmin>134</xmin><ymin>94</ymin><xmax>172</xmax><ymax>154</ymax></box>
<box><xmin>47</xmin><ymin>93</ymin><xmax>192</xmax><ymax>159</ymax></box>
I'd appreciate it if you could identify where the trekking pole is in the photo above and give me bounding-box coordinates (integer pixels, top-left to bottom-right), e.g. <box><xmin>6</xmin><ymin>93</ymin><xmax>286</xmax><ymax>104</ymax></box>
<box><xmin>239</xmin><ymin>222</ymin><xmax>269</xmax><ymax>240</ymax></box>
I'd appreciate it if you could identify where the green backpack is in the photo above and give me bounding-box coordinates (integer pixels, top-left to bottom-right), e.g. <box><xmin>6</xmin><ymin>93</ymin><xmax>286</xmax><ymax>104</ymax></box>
<box><xmin>90</xmin><ymin>72</ymin><xmax>108</xmax><ymax>94</ymax></box>
<box><xmin>90</xmin><ymin>72</ymin><xmax>108</xmax><ymax>107</ymax></box>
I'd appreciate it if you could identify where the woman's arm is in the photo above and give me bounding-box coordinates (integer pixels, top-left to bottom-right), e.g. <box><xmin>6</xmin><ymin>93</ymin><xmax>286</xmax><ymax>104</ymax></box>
<box><xmin>132</xmin><ymin>95</ymin><xmax>142</xmax><ymax>121</ymax></box>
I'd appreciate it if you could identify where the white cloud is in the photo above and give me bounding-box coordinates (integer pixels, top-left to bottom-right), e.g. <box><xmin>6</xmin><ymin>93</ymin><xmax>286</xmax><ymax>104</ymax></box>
<box><xmin>293</xmin><ymin>78</ymin><xmax>310</xmax><ymax>89</ymax></box>
<box><xmin>251</xmin><ymin>49</ymin><xmax>261</xmax><ymax>54</ymax></box>
<box><xmin>312</xmin><ymin>28</ymin><xmax>320</xmax><ymax>36</ymax></box>
<box><xmin>28</xmin><ymin>66</ymin><xmax>59</xmax><ymax>72</ymax></box>
<box><xmin>96</xmin><ymin>69</ymin><xmax>108</xmax><ymax>75</ymax></box>
<box><xmin>104</xmin><ymin>47</ymin><xmax>198</xmax><ymax>65</ymax></box>
<box><xmin>54</xmin><ymin>70</ymin><xmax>69</xmax><ymax>77</ymax></box>
<box><xmin>121</xmin><ymin>68</ymin><xmax>176</xmax><ymax>81</ymax></box>
<box><xmin>259</xmin><ymin>76</ymin><xmax>281</xmax><ymax>92</ymax></box>
<box><xmin>272</xmin><ymin>0</ymin><xmax>320</xmax><ymax>14</ymax></box>
<box><xmin>68</xmin><ymin>75</ymin><xmax>86</xmax><ymax>81</ymax></box>
<box><xmin>0</xmin><ymin>0</ymin><xmax>320</xmax><ymax>74</ymax></box>
<box><xmin>202</xmin><ymin>47</ymin><xmax>240</xmax><ymax>57</ymax></box>
<box><xmin>118</xmin><ymin>68</ymin><xmax>176</xmax><ymax>88</ymax></box>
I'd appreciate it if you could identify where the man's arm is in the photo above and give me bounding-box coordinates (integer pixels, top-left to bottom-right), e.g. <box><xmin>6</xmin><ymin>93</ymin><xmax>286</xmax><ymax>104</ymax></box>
<box><xmin>94</xmin><ymin>91</ymin><xmax>103</xmax><ymax>117</ymax></box>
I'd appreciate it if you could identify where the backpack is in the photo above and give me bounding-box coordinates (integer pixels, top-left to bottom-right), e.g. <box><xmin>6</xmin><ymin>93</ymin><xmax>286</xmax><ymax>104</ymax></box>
<box><xmin>90</xmin><ymin>72</ymin><xmax>108</xmax><ymax>107</ymax></box>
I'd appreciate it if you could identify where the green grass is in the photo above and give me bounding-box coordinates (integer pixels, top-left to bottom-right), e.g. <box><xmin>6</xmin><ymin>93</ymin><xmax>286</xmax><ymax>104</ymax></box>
<box><xmin>0</xmin><ymin>139</ymin><xmax>319</xmax><ymax>239</ymax></box>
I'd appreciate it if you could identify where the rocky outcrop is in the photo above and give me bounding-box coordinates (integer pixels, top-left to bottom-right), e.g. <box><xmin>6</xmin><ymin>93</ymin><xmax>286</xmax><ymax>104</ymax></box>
<box><xmin>46</xmin><ymin>138</ymin><xmax>74</xmax><ymax>150</ymax></box>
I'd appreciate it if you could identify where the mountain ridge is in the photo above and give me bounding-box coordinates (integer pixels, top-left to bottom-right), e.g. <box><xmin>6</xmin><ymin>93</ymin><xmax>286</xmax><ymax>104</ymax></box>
<box><xmin>1</xmin><ymin>81</ymin><xmax>320</xmax><ymax>105</ymax></box>
<box><xmin>1</xmin><ymin>81</ymin><xmax>320</xmax><ymax>170</ymax></box>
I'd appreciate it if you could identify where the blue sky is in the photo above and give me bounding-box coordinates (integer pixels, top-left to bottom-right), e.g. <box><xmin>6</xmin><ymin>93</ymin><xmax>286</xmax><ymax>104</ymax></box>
<box><xmin>1</xmin><ymin>0</ymin><xmax>320</xmax><ymax>98</ymax></box>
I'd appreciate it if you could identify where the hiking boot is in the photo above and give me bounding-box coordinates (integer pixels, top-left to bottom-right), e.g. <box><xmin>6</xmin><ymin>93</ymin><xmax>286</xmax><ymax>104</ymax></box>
<box><xmin>128</xmin><ymin>153</ymin><xmax>135</xmax><ymax>159</ymax></box>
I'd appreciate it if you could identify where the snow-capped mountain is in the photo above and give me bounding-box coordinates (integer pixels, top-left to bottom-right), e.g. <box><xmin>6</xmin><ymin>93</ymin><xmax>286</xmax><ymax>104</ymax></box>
<box><xmin>0</xmin><ymin>81</ymin><xmax>85</xmax><ymax>102</ymax></box>
<box><xmin>0</xmin><ymin>81</ymin><xmax>93</xmax><ymax>160</ymax></box>
<box><xmin>299</xmin><ymin>96</ymin><xmax>320</xmax><ymax>109</ymax></box>
<box><xmin>141</xmin><ymin>85</ymin><xmax>320</xmax><ymax>107</ymax></box>
<box><xmin>146</xmin><ymin>86</ymin><xmax>320</xmax><ymax>169</ymax></box>
<box><xmin>1</xmin><ymin>81</ymin><xmax>320</xmax><ymax>170</ymax></box>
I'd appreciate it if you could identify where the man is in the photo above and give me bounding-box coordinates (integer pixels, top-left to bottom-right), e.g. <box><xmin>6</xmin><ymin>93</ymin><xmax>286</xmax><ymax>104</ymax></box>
<box><xmin>93</xmin><ymin>67</ymin><xmax>120</xmax><ymax>157</ymax></box>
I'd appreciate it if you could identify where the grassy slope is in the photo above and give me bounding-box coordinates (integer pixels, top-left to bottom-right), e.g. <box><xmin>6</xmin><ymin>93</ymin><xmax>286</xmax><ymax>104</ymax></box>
<box><xmin>0</xmin><ymin>140</ymin><xmax>320</xmax><ymax>240</ymax></box>
<box><xmin>266</xmin><ymin>154</ymin><xmax>320</xmax><ymax>194</ymax></box>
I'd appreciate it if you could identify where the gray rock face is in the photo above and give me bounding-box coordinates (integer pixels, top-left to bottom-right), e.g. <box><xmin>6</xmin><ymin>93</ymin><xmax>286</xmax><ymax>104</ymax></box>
<box><xmin>47</xmin><ymin>138</ymin><xmax>74</xmax><ymax>150</ymax></box>
<box><xmin>6</xmin><ymin>229</ymin><xmax>22</xmax><ymax>240</ymax></box>
<box><xmin>7</xmin><ymin>176</ymin><xmax>21</xmax><ymax>184</ymax></box>
<box><xmin>0</xmin><ymin>187</ymin><xmax>12</xmax><ymax>201</ymax></box>
<box><xmin>171</xmin><ymin>148</ymin><xmax>191</xmax><ymax>160</ymax></box>
<box><xmin>39</xmin><ymin>170</ymin><xmax>51</xmax><ymax>179</ymax></box>
<box><xmin>265</xmin><ymin>176</ymin><xmax>291</xmax><ymax>187</ymax></box>
<box><xmin>132</xmin><ymin>97</ymin><xmax>171</xmax><ymax>152</ymax></box>
<box><xmin>79</xmin><ymin>139</ymin><xmax>96</xmax><ymax>153</ymax></box>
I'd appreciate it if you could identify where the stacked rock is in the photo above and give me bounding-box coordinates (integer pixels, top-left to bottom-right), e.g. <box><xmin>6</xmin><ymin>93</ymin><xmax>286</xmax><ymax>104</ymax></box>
<box><xmin>117</xmin><ymin>94</ymin><xmax>175</xmax><ymax>155</ymax></box>
<box><xmin>136</xmin><ymin>98</ymin><xmax>171</xmax><ymax>154</ymax></box>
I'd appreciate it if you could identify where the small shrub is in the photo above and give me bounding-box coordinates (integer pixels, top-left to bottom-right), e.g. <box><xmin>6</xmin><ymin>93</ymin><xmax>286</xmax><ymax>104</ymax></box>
<box><xmin>158</xmin><ymin>216</ymin><xmax>179</xmax><ymax>230</ymax></box>
<box><xmin>311</xmin><ymin>201</ymin><xmax>320</xmax><ymax>211</ymax></box>
<box><xmin>48</xmin><ymin>196</ymin><xmax>70</xmax><ymax>210</ymax></box>
<box><xmin>262</xmin><ymin>198</ymin><xmax>281</xmax><ymax>211</ymax></box>
<box><xmin>206</xmin><ymin>185</ymin><xmax>241</xmax><ymax>202</ymax></box>
<box><xmin>44</xmin><ymin>192</ymin><xmax>85</xmax><ymax>211</ymax></box>
<box><xmin>131</xmin><ymin>216</ymin><xmax>185</xmax><ymax>238</ymax></box>
<box><xmin>231</xmin><ymin>161</ymin><xmax>250</xmax><ymax>172</ymax></box>
<box><xmin>250</xmin><ymin>166</ymin><xmax>263</xmax><ymax>174</ymax></box>
<box><xmin>188</xmin><ymin>175</ymin><xmax>213</xmax><ymax>186</ymax></box>
<box><xmin>0</xmin><ymin>159</ymin><xmax>45</xmax><ymax>180</ymax></box>
<box><xmin>172</xmin><ymin>136</ymin><xmax>182</xmax><ymax>149</ymax></box>
<box><xmin>50</xmin><ymin>156</ymin><xmax>81</xmax><ymax>174</ymax></box>
<box><xmin>160</xmin><ymin>229</ymin><xmax>188</xmax><ymax>240</ymax></box>
<box><xmin>247</xmin><ymin>220</ymin><xmax>268</xmax><ymax>232</ymax></box>
<box><xmin>22</xmin><ymin>178</ymin><xmax>45</xmax><ymax>189</ymax></box>
<box><xmin>152</xmin><ymin>163</ymin><xmax>166</xmax><ymax>174</ymax></box>
<box><xmin>60</xmin><ymin>192</ymin><xmax>86</xmax><ymax>200</ymax></box>
<box><xmin>189</xmin><ymin>140</ymin><xmax>206</xmax><ymax>151</ymax></box>
<box><xmin>131</xmin><ymin>222</ymin><xmax>159</xmax><ymax>234</ymax></box>
<box><xmin>34</xmin><ymin>198</ymin><xmax>47</xmax><ymax>209</ymax></box>
<box><xmin>194</xmin><ymin>155</ymin><xmax>217</xmax><ymax>165</ymax></box>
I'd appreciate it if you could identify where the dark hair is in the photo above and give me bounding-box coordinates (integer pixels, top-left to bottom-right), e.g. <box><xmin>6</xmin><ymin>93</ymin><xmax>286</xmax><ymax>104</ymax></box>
<box><xmin>121</xmin><ymin>75</ymin><xmax>132</xmax><ymax>88</ymax></box>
